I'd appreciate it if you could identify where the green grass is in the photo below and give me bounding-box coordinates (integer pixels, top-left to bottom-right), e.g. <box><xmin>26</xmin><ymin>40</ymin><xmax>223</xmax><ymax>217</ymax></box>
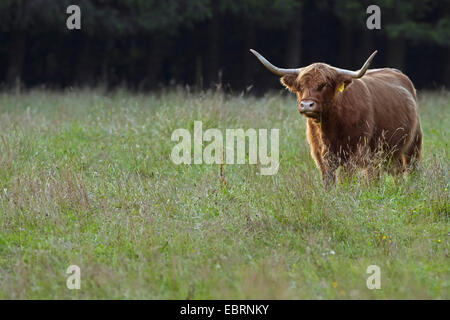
<box><xmin>0</xmin><ymin>88</ymin><xmax>448</xmax><ymax>299</ymax></box>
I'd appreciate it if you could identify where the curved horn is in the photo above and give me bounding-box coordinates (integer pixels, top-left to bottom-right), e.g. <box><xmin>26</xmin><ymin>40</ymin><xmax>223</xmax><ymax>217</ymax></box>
<box><xmin>333</xmin><ymin>50</ymin><xmax>378</xmax><ymax>78</ymax></box>
<box><xmin>250</xmin><ymin>49</ymin><xmax>300</xmax><ymax>76</ymax></box>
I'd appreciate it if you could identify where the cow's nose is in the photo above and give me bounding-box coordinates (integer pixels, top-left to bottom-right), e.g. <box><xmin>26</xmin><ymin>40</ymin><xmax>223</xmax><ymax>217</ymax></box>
<box><xmin>301</xmin><ymin>100</ymin><xmax>315</xmax><ymax>110</ymax></box>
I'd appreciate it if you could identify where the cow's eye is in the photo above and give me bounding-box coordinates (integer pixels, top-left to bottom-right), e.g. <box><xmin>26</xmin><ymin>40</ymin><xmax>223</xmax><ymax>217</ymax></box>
<box><xmin>317</xmin><ymin>83</ymin><xmax>327</xmax><ymax>91</ymax></box>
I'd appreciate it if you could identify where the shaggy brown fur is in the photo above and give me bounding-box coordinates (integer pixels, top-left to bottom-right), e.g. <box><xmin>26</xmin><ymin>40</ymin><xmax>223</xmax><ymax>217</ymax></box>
<box><xmin>280</xmin><ymin>64</ymin><xmax>422</xmax><ymax>185</ymax></box>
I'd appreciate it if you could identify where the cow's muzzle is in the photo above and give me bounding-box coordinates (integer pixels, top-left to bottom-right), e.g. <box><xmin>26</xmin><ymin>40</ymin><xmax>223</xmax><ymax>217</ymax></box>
<box><xmin>299</xmin><ymin>100</ymin><xmax>319</xmax><ymax>118</ymax></box>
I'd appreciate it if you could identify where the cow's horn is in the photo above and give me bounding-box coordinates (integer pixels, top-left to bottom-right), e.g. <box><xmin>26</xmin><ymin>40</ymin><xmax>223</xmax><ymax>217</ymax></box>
<box><xmin>250</xmin><ymin>49</ymin><xmax>300</xmax><ymax>76</ymax></box>
<box><xmin>334</xmin><ymin>50</ymin><xmax>378</xmax><ymax>78</ymax></box>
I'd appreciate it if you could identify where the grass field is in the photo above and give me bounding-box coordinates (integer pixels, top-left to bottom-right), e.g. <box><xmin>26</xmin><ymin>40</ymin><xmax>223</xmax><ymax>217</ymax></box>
<box><xmin>0</xmin><ymin>88</ymin><xmax>448</xmax><ymax>299</ymax></box>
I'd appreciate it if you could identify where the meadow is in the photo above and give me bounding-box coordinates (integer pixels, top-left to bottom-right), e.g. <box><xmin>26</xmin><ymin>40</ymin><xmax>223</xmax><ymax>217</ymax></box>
<box><xmin>0</xmin><ymin>88</ymin><xmax>448</xmax><ymax>299</ymax></box>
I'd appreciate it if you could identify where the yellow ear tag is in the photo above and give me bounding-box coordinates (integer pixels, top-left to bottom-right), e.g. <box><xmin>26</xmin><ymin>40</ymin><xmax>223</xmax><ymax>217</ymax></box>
<box><xmin>338</xmin><ymin>82</ymin><xmax>345</xmax><ymax>92</ymax></box>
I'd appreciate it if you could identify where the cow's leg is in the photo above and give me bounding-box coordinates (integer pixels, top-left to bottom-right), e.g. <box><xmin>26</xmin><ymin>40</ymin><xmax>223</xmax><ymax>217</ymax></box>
<box><xmin>306</xmin><ymin>120</ymin><xmax>338</xmax><ymax>187</ymax></box>
<box><xmin>386</xmin><ymin>155</ymin><xmax>407</xmax><ymax>186</ymax></box>
<box><xmin>320</xmin><ymin>152</ymin><xmax>339</xmax><ymax>187</ymax></box>
<box><xmin>307</xmin><ymin>120</ymin><xmax>329</xmax><ymax>183</ymax></box>
<box><xmin>321</xmin><ymin>165</ymin><xmax>337</xmax><ymax>187</ymax></box>
<box><xmin>403</xmin><ymin>129</ymin><xmax>422</xmax><ymax>172</ymax></box>
<box><xmin>312</xmin><ymin>146</ymin><xmax>336</xmax><ymax>186</ymax></box>
<box><xmin>308</xmin><ymin>140</ymin><xmax>336</xmax><ymax>186</ymax></box>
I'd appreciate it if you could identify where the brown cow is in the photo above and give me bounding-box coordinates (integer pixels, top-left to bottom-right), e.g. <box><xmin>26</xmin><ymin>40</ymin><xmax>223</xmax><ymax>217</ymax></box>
<box><xmin>250</xmin><ymin>49</ymin><xmax>422</xmax><ymax>185</ymax></box>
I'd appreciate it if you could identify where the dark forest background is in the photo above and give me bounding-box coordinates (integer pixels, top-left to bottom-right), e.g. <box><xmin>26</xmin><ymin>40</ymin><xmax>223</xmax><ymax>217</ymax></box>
<box><xmin>1</xmin><ymin>0</ymin><xmax>449</xmax><ymax>92</ymax></box>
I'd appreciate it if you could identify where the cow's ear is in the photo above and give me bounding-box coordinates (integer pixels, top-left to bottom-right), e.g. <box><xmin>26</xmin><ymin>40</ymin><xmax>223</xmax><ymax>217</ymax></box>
<box><xmin>280</xmin><ymin>74</ymin><xmax>298</xmax><ymax>92</ymax></box>
<box><xmin>336</xmin><ymin>76</ymin><xmax>353</xmax><ymax>93</ymax></box>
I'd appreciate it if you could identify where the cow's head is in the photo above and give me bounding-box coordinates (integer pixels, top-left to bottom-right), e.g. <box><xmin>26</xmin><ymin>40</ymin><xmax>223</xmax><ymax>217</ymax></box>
<box><xmin>250</xmin><ymin>49</ymin><xmax>377</xmax><ymax>120</ymax></box>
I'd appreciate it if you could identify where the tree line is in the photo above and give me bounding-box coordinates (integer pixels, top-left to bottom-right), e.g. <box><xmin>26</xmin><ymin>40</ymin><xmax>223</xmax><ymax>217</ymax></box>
<box><xmin>1</xmin><ymin>0</ymin><xmax>449</xmax><ymax>92</ymax></box>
